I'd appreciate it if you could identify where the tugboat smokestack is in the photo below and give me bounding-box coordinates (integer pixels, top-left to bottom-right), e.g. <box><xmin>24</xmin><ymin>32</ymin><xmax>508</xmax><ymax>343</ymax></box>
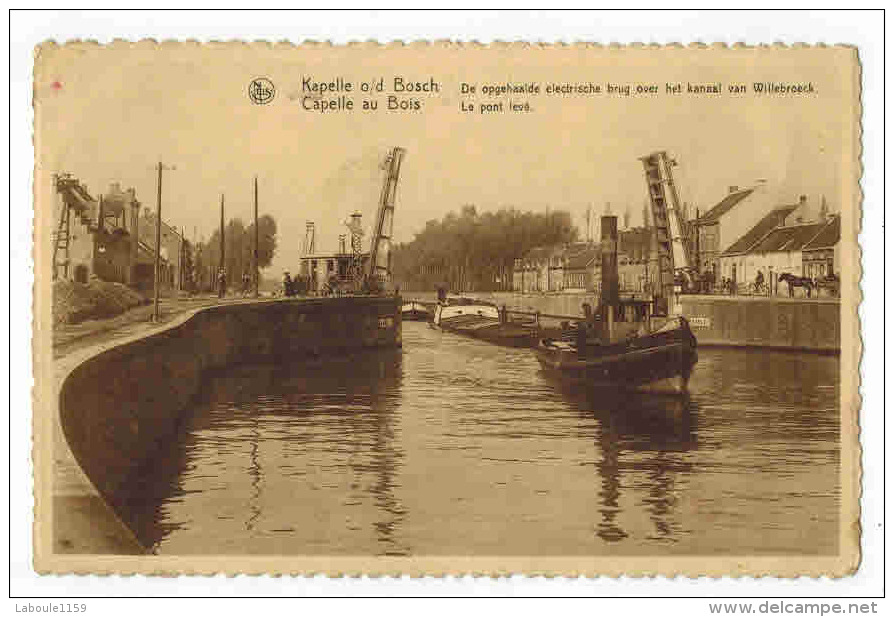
<box><xmin>600</xmin><ymin>215</ymin><xmax>619</xmax><ymax>342</ymax></box>
<box><xmin>600</xmin><ymin>215</ymin><xmax>619</xmax><ymax>308</ymax></box>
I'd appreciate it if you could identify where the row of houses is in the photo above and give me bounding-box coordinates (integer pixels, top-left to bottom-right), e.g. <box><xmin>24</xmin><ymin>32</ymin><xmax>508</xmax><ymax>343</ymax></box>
<box><xmin>717</xmin><ymin>208</ymin><xmax>840</xmax><ymax>293</ymax></box>
<box><xmin>512</xmin><ymin>226</ymin><xmax>657</xmax><ymax>295</ymax></box>
<box><xmin>511</xmin><ymin>183</ymin><xmax>840</xmax><ymax>297</ymax></box>
<box><xmin>53</xmin><ymin>175</ymin><xmax>185</xmax><ymax>291</ymax></box>
<box><xmin>699</xmin><ymin>185</ymin><xmax>840</xmax><ymax>294</ymax></box>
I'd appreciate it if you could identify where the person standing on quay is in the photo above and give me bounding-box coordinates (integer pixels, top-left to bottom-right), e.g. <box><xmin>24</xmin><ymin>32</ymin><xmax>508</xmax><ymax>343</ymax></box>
<box><xmin>217</xmin><ymin>268</ymin><xmax>227</xmax><ymax>299</ymax></box>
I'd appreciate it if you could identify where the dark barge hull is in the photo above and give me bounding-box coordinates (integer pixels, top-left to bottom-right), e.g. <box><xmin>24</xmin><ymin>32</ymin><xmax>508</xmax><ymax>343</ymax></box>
<box><xmin>402</xmin><ymin>309</ymin><xmax>430</xmax><ymax>321</ymax></box>
<box><xmin>536</xmin><ymin>317</ymin><xmax>698</xmax><ymax>393</ymax></box>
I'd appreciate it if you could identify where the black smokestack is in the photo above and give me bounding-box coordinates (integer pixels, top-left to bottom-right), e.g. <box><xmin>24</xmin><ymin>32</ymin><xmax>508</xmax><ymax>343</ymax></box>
<box><xmin>600</xmin><ymin>215</ymin><xmax>619</xmax><ymax>308</ymax></box>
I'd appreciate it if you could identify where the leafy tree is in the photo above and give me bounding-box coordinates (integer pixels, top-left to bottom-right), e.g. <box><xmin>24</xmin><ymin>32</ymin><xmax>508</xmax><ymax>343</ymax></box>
<box><xmin>199</xmin><ymin>214</ymin><xmax>278</xmax><ymax>291</ymax></box>
<box><xmin>392</xmin><ymin>206</ymin><xmax>578</xmax><ymax>292</ymax></box>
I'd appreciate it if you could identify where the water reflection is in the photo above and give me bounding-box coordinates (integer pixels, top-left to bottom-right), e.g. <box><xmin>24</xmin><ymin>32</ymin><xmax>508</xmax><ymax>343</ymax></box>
<box><xmin>245</xmin><ymin>412</ymin><xmax>261</xmax><ymax>533</ymax></box>
<box><xmin>596</xmin><ymin>424</ymin><xmax>626</xmax><ymax>543</ymax></box>
<box><xmin>552</xmin><ymin>382</ymin><xmax>697</xmax><ymax>545</ymax></box>
<box><xmin>122</xmin><ymin>323</ymin><xmax>839</xmax><ymax>556</ymax></box>
<box><xmin>122</xmin><ymin>349</ymin><xmax>405</xmax><ymax>554</ymax></box>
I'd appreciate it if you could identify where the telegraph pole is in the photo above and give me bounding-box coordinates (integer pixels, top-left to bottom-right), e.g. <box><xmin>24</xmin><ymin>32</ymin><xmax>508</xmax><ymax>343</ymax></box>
<box><xmin>253</xmin><ymin>176</ymin><xmax>259</xmax><ymax>298</ymax></box>
<box><xmin>219</xmin><ymin>193</ymin><xmax>225</xmax><ymax>297</ymax></box>
<box><xmin>153</xmin><ymin>162</ymin><xmax>163</xmax><ymax>321</ymax></box>
<box><xmin>180</xmin><ymin>226</ymin><xmax>186</xmax><ymax>292</ymax></box>
<box><xmin>177</xmin><ymin>226</ymin><xmax>182</xmax><ymax>291</ymax></box>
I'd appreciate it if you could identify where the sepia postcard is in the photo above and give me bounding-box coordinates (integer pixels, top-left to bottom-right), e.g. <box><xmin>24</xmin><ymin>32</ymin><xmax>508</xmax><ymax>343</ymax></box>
<box><xmin>31</xmin><ymin>41</ymin><xmax>862</xmax><ymax>577</ymax></box>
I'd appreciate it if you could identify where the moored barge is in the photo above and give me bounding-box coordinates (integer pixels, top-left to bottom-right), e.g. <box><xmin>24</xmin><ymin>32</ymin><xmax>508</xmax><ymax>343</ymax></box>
<box><xmin>432</xmin><ymin>295</ymin><xmax>538</xmax><ymax>348</ymax></box>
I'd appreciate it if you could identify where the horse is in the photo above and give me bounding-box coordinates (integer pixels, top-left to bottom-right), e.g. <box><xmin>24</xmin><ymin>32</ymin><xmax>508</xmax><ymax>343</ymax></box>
<box><xmin>778</xmin><ymin>273</ymin><xmax>814</xmax><ymax>298</ymax></box>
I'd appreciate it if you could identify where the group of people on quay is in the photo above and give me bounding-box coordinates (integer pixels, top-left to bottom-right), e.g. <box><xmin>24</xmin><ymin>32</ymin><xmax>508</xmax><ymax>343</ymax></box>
<box><xmin>280</xmin><ymin>272</ymin><xmax>312</xmax><ymax>297</ymax></box>
<box><xmin>685</xmin><ymin>269</ymin><xmax>839</xmax><ymax>298</ymax></box>
<box><xmin>212</xmin><ymin>269</ymin><xmax>262</xmax><ymax>298</ymax></box>
<box><xmin>279</xmin><ymin>271</ymin><xmax>390</xmax><ymax>298</ymax></box>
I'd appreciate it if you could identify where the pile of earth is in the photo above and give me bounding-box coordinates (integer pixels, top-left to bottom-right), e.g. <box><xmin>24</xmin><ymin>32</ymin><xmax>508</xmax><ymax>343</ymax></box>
<box><xmin>53</xmin><ymin>279</ymin><xmax>149</xmax><ymax>325</ymax></box>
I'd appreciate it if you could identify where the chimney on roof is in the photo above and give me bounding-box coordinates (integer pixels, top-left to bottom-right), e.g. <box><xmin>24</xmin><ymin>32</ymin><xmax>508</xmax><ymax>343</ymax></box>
<box><xmin>795</xmin><ymin>195</ymin><xmax>808</xmax><ymax>223</ymax></box>
<box><xmin>729</xmin><ymin>185</ymin><xmax>739</xmax><ymax>194</ymax></box>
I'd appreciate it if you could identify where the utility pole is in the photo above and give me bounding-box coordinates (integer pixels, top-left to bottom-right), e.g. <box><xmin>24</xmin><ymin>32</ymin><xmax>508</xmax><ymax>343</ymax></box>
<box><xmin>219</xmin><ymin>193</ymin><xmax>225</xmax><ymax>297</ymax></box>
<box><xmin>153</xmin><ymin>162</ymin><xmax>163</xmax><ymax>322</ymax></box>
<box><xmin>180</xmin><ymin>225</ymin><xmax>186</xmax><ymax>292</ymax></box>
<box><xmin>193</xmin><ymin>225</ymin><xmax>198</xmax><ymax>291</ymax></box>
<box><xmin>150</xmin><ymin>161</ymin><xmax>177</xmax><ymax>320</ymax></box>
<box><xmin>253</xmin><ymin>175</ymin><xmax>259</xmax><ymax>298</ymax></box>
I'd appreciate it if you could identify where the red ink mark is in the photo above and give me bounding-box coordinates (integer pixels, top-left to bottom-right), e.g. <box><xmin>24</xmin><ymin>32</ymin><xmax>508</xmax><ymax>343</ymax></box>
<box><xmin>51</xmin><ymin>81</ymin><xmax>62</xmax><ymax>90</ymax></box>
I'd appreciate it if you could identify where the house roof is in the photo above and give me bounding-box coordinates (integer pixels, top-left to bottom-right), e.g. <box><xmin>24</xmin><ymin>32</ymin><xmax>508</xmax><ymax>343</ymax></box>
<box><xmin>565</xmin><ymin>248</ymin><xmax>600</xmax><ymax>269</ymax></box>
<box><xmin>698</xmin><ymin>188</ymin><xmax>754</xmax><ymax>224</ymax></box>
<box><xmin>802</xmin><ymin>215</ymin><xmax>840</xmax><ymax>250</ymax></box>
<box><xmin>722</xmin><ymin>205</ymin><xmax>798</xmax><ymax>256</ymax></box>
<box><xmin>618</xmin><ymin>227</ymin><xmax>651</xmax><ymax>261</ymax></box>
<box><xmin>521</xmin><ymin>231</ymin><xmax>652</xmax><ymax>268</ymax></box>
<box><xmin>523</xmin><ymin>246</ymin><xmax>556</xmax><ymax>261</ymax></box>
<box><xmin>748</xmin><ymin>220</ymin><xmax>829</xmax><ymax>254</ymax></box>
<box><xmin>136</xmin><ymin>240</ymin><xmax>171</xmax><ymax>264</ymax></box>
<box><xmin>138</xmin><ymin>210</ymin><xmax>181</xmax><ymax>246</ymax></box>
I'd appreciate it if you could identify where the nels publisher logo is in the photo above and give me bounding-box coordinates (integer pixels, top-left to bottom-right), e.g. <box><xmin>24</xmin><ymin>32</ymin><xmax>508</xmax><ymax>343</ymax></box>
<box><xmin>248</xmin><ymin>77</ymin><xmax>275</xmax><ymax>105</ymax></box>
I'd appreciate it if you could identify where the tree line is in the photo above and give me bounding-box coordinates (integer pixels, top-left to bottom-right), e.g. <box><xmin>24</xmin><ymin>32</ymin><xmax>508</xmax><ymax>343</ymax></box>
<box><xmin>190</xmin><ymin>215</ymin><xmax>278</xmax><ymax>292</ymax></box>
<box><xmin>392</xmin><ymin>205</ymin><xmax>578</xmax><ymax>292</ymax></box>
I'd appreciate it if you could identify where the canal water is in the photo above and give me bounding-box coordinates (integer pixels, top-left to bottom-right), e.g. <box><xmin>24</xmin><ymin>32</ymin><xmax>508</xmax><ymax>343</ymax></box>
<box><xmin>124</xmin><ymin>322</ymin><xmax>840</xmax><ymax>556</ymax></box>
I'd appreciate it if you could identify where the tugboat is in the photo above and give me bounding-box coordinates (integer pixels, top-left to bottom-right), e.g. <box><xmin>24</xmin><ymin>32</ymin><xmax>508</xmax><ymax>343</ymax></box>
<box><xmin>536</xmin><ymin>299</ymin><xmax>698</xmax><ymax>393</ymax></box>
<box><xmin>431</xmin><ymin>288</ymin><xmax>538</xmax><ymax>347</ymax></box>
<box><xmin>535</xmin><ymin>209</ymin><xmax>698</xmax><ymax>394</ymax></box>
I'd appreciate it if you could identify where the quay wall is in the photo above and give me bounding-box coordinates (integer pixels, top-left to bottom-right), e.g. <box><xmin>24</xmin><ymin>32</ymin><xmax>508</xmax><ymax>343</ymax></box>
<box><xmin>58</xmin><ymin>296</ymin><xmax>401</xmax><ymax>549</ymax></box>
<box><xmin>408</xmin><ymin>291</ymin><xmax>840</xmax><ymax>351</ymax></box>
<box><xmin>678</xmin><ymin>296</ymin><xmax>840</xmax><ymax>352</ymax></box>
